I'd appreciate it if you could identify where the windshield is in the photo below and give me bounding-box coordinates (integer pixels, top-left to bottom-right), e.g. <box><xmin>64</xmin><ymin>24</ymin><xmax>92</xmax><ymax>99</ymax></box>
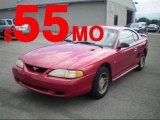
<box><xmin>65</xmin><ymin>29</ymin><xmax>118</xmax><ymax>48</ymax></box>
<box><xmin>130</xmin><ymin>23</ymin><xmax>139</xmax><ymax>28</ymax></box>
<box><xmin>148</xmin><ymin>24</ymin><xmax>156</xmax><ymax>27</ymax></box>
<box><xmin>139</xmin><ymin>22</ymin><xmax>146</xmax><ymax>26</ymax></box>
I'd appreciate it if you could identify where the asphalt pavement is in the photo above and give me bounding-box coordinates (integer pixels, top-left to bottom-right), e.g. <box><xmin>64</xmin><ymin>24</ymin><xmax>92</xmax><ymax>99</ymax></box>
<box><xmin>0</xmin><ymin>33</ymin><xmax>160</xmax><ymax>119</ymax></box>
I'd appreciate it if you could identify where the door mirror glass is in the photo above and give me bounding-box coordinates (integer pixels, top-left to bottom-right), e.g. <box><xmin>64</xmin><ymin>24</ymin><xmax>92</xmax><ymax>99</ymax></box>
<box><xmin>118</xmin><ymin>43</ymin><xmax>130</xmax><ymax>49</ymax></box>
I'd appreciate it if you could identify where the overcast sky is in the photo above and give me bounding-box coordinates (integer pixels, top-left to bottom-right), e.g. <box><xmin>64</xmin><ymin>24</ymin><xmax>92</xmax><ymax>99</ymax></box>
<box><xmin>134</xmin><ymin>0</ymin><xmax>160</xmax><ymax>19</ymax></box>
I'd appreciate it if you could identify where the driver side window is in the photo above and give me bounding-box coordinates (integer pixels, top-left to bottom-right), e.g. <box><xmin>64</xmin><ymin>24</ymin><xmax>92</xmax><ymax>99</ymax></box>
<box><xmin>119</xmin><ymin>30</ymin><xmax>135</xmax><ymax>45</ymax></box>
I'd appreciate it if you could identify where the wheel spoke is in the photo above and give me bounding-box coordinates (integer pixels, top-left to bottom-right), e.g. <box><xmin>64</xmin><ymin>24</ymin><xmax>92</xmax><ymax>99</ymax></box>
<box><xmin>141</xmin><ymin>56</ymin><xmax>145</xmax><ymax>68</ymax></box>
<box><xmin>98</xmin><ymin>73</ymin><xmax>109</xmax><ymax>94</ymax></box>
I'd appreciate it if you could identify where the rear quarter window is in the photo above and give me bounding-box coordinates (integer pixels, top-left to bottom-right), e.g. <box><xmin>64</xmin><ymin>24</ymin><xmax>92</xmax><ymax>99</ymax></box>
<box><xmin>0</xmin><ymin>20</ymin><xmax>6</xmax><ymax>25</ymax></box>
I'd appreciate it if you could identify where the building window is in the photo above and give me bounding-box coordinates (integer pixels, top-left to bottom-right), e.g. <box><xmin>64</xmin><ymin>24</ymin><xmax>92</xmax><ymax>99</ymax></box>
<box><xmin>114</xmin><ymin>15</ymin><xmax>118</xmax><ymax>25</ymax></box>
<box><xmin>127</xmin><ymin>10</ymin><xmax>133</xmax><ymax>25</ymax></box>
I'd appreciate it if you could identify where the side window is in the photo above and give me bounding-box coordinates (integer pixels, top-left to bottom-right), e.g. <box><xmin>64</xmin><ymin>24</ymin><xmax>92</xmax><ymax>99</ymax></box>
<box><xmin>119</xmin><ymin>30</ymin><xmax>135</xmax><ymax>45</ymax></box>
<box><xmin>7</xmin><ymin>20</ymin><xmax>13</xmax><ymax>25</ymax></box>
<box><xmin>0</xmin><ymin>20</ymin><xmax>6</xmax><ymax>25</ymax></box>
<box><xmin>132</xmin><ymin>31</ymin><xmax>139</xmax><ymax>41</ymax></box>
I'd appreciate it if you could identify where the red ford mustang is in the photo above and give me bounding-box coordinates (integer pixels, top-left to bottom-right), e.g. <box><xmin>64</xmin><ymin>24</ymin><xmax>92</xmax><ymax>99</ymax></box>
<box><xmin>12</xmin><ymin>26</ymin><xmax>148</xmax><ymax>99</ymax></box>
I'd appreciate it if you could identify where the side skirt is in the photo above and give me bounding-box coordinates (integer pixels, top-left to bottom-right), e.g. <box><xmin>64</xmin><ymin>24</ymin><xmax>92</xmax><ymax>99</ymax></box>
<box><xmin>112</xmin><ymin>65</ymin><xmax>138</xmax><ymax>81</ymax></box>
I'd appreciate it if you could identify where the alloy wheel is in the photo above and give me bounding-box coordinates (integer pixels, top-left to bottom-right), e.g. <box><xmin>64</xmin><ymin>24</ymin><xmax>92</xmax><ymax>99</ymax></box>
<box><xmin>98</xmin><ymin>72</ymin><xmax>109</xmax><ymax>94</ymax></box>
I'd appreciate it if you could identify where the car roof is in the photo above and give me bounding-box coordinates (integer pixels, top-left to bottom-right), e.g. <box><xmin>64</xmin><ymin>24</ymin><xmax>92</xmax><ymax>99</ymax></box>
<box><xmin>101</xmin><ymin>26</ymin><xmax>127</xmax><ymax>31</ymax></box>
<box><xmin>87</xmin><ymin>26</ymin><xmax>129</xmax><ymax>31</ymax></box>
<box><xmin>101</xmin><ymin>26</ymin><xmax>140</xmax><ymax>34</ymax></box>
<box><xmin>139</xmin><ymin>22</ymin><xmax>146</xmax><ymax>24</ymax></box>
<box><xmin>131</xmin><ymin>23</ymin><xmax>139</xmax><ymax>25</ymax></box>
<box><xmin>149</xmin><ymin>24</ymin><xmax>156</xmax><ymax>25</ymax></box>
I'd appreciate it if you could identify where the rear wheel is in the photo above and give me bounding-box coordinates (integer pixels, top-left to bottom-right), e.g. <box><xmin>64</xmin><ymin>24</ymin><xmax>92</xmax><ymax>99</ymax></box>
<box><xmin>90</xmin><ymin>67</ymin><xmax>110</xmax><ymax>99</ymax></box>
<box><xmin>137</xmin><ymin>53</ymin><xmax>146</xmax><ymax>71</ymax></box>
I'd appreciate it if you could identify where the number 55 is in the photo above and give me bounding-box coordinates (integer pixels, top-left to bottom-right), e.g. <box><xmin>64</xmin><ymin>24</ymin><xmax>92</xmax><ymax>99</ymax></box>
<box><xmin>14</xmin><ymin>5</ymin><xmax>69</xmax><ymax>42</ymax></box>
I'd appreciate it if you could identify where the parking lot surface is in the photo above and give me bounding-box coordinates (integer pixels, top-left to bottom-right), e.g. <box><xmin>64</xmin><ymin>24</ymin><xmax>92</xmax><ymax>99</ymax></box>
<box><xmin>0</xmin><ymin>33</ymin><xmax>160</xmax><ymax>119</ymax></box>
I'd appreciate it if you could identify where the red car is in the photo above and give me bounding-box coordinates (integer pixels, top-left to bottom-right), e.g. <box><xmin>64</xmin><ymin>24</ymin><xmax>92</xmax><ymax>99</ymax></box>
<box><xmin>12</xmin><ymin>26</ymin><xmax>148</xmax><ymax>99</ymax></box>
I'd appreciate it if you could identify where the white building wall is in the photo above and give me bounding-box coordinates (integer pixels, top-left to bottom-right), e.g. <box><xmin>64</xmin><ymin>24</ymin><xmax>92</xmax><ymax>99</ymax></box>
<box><xmin>110</xmin><ymin>0</ymin><xmax>136</xmax><ymax>11</ymax></box>
<box><xmin>58</xmin><ymin>2</ymin><xmax>106</xmax><ymax>32</ymax></box>
<box><xmin>0</xmin><ymin>0</ymin><xmax>136</xmax><ymax>30</ymax></box>
<box><xmin>0</xmin><ymin>10</ymin><xmax>15</xmax><ymax>18</ymax></box>
<box><xmin>23</xmin><ymin>2</ymin><xmax>106</xmax><ymax>32</ymax></box>
<box><xmin>0</xmin><ymin>0</ymin><xmax>16</xmax><ymax>10</ymax></box>
<box><xmin>106</xmin><ymin>0</ymin><xmax>127</xmax><ymax>26</ymax></box>
<box><xmin>17</xmin><ymin>0</ymin><xmax>104</xmax><ymax>5</ymax></box>
<box><xmin>0</xmin><ymin>1</ymin><xmax>106</xmax><ymax>32</ymax></box>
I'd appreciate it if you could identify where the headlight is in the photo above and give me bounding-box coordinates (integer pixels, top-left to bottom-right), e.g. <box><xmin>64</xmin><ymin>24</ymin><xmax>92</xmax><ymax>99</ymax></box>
<box><xmin>48</xmin><ymin>69</ymin><xmax>84</xmax><ymax>79</ymax></box>
<box><xmin>16</xmin><ymin>60</ymin><xmax>24</xmax><ymax>69</ymax></box>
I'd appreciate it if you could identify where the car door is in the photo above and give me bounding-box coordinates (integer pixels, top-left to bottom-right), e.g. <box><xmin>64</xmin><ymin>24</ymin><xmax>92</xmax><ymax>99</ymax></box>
<box><xmin>131</xmin><ymin>30</ymin><xmax>141</xmax><ymax>65</ymax></box>
<box><xmin>116</xmin><ymin>30</ymin><xmax>137</xmax><ymax>75</ymax></box>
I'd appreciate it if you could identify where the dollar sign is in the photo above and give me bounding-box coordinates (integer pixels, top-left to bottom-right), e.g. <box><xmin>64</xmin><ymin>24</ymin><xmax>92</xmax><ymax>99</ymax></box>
<box><xmin>4</xmin><ymin>29</ymin><xmax>13</xmax><ymax>43</ymax></box>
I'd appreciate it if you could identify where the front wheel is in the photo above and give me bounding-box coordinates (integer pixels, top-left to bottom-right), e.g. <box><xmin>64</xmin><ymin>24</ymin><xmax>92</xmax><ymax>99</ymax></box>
<box><xmin>137</xmin><ymin>53</ymin><xmax>146</xmax><ymax>71</ymax></box>
<box><xmin>90</xmin><ymin>67</ymin><xmax>110</xmax><ymax>99</ymax></box>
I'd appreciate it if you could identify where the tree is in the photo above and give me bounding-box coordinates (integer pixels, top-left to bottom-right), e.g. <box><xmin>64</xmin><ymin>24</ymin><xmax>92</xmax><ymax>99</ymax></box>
<box><xmin>151</xmin><ymin>19</ymin><xmax>160</xmax><ymax>25</ymax></box>
<box><xmin>138</xmin><ymin>17</ymin><xmax>160</xmax><ymax>26</ymax></box>
<box><xmin>138</xmin><ymin>17</ymin><xmax>150</xmax><ymax>24</ymax></box>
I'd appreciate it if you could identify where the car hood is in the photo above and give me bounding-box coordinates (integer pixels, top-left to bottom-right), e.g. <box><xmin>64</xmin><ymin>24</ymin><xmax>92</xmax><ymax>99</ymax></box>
<box><xmin>148</xmin><ymin>27</ymin><xmax>156</xmax><ymax>29</ymax></box>
<box><xmin>21</xmin><ymin>42</ymin><xmax>114</xmax><ymax>69</ymax></box>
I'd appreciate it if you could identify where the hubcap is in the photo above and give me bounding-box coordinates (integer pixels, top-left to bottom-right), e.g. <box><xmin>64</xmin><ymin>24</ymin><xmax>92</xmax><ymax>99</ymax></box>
<box><xmin>98</xmin><ymin>73</ymin><xmax>109</xmax><ymax>94</ymax></box>
<box><xmin>140</xmin><ymin>55</ymin><xmax>145</xmax><ymax>68</ymax></box>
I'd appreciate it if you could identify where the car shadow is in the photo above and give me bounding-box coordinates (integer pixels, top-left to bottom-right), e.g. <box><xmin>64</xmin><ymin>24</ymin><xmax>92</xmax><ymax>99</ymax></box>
<box><xmin>14</xmin><ymin>88</ymin><xmax>96</xmax><ymax>118</ymax></box>
<box><xmin>5</xmin><ymin>69</ymin><xmax>144</xmax><ymax>119</ymax></box>
<box><xmin>15</xmin><ymin>69</ymin><xmax>138</xmax><ymax>104</ymax></box>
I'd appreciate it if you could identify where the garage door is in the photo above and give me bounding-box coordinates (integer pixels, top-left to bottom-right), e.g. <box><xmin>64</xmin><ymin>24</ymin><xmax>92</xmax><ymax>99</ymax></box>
<box><xmin>37</xmin><ymin>2</ymin><xmax>106</xmax><ymax>32</ymax></box>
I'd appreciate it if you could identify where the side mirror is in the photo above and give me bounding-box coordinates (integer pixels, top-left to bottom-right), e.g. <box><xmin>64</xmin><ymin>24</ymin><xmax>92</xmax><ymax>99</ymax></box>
<box><xmin>118</xmin><ymin>43</ymin><xmax>130</xmax><ymax>49</ymax></box>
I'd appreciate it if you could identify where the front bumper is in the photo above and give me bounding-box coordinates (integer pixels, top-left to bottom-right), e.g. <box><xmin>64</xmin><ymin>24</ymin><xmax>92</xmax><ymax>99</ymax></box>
<box><xmin>12</xmin><ymin>66</ymin><xmax>95</xmax><ymax>98</ymax></box>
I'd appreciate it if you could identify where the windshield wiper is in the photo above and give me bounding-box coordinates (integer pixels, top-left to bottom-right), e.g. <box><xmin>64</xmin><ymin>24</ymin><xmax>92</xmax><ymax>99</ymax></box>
<box><xmin>76</xmin><ymin>42</ymin><xmax>103</xmax><ymax>48</ymax></box>
<box><xmin>64</xmin><ymin>39</ymin><xmax>75</xmax><ymax>43</ymax></box>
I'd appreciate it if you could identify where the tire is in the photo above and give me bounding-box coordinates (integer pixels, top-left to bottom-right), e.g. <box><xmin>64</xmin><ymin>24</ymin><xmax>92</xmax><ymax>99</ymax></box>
<box><xmin>90</xmin><ymin>67</ymin><xmax>110</xmax><ymax>99</ymax></box>
<box><xmin>137</xmin><ymin>53</ymin><xmax>146</xmax><ymax>71</ymax></box>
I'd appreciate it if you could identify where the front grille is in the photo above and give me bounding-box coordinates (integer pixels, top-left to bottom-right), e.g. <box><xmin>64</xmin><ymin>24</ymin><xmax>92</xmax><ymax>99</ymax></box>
<box><xmin>25</xmin><ymin>64</ymin><xmax>47</xmax><ymax>73</ymax></box>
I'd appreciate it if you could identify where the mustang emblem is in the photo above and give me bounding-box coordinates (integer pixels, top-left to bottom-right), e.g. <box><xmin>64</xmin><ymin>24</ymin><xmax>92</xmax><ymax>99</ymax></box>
<box><xmin>32</xmin><ymin>67</ymin><xmax>39</xmax><ymax>71</ymax></box>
